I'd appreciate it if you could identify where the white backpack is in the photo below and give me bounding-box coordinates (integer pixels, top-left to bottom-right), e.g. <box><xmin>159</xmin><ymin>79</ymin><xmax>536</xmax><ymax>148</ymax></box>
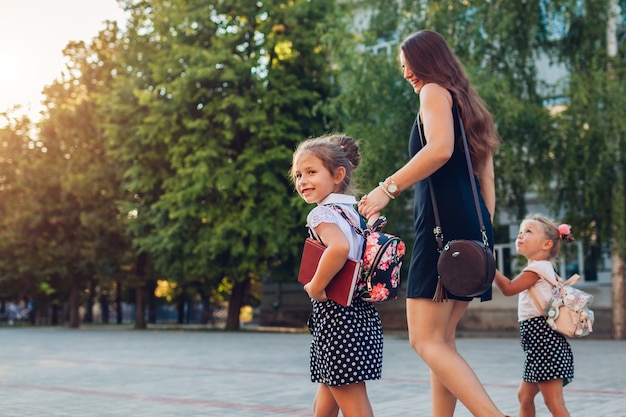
<box><xmin>530</xmin><ymin>273</ymin><xmax>594</xmax><ymax>337</ymax></box>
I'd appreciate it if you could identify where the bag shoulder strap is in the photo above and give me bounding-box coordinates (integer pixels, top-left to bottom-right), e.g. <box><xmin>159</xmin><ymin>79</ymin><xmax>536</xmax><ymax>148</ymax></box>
<box><xmin>417</xmin><ymin>101</ymin><xmax>489</xmax><ymax>249</ymax></box>
<box><xmin>528</xmin><ymin>286</ymin><xmax>546</xmax><ymax>313</ymax></box>
<box><xmin>325</xmin><ymin>204</ymin><xmax>387</xmax><ymax>236</ymax></box>
<box><xmin>308</xmin><ymin>204</ymin><xmax>390</xmax><ymax>257</ymax></box>
<box><xmin>523</xmin><ymin>264</ymin><xmax>559</xmax><ymax>288</ymax></box>
<box><xmin>527</xmin><ymin>270</ymin><xmax>581</xmax><ymax>313</ymax></box>
<box><xmin>525</xmin><ymin>264</ymin><xmax>581</xmax><ymax>289</ymax></box>
<box><xmin>525</xmin><ymin>267</ymin><xmax>553</xmax><ymax>313</ymax></box>
<box><xmin>326</xmin><ymin>204</ymin><xmax>366</xmax><ymax>236</ymax></box>
<box><xmin>306</xmin><ymin>205</ymin><xmax>353</xmax><ymax>245</ymax></box>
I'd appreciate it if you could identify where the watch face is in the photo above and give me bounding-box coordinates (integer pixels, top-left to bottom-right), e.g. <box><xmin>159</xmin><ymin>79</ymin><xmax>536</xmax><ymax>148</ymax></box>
<box><xmin>387</xmin><ymin>183</ymin><xmax>398</xmax><ymax>193</ymax></box>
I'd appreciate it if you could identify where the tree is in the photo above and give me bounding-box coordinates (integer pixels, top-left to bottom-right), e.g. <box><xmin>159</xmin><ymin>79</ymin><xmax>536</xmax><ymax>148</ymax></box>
<box><xmin>0</xmin><ymin>113</ymin><xmax>46</xmax><ymax>314</ymax></box>
<box><xmin>330</xmin><ymin>2</ymin><xmax>626</xmax><ymax>339</ymax></box>
<box><xmin>105</xmin><ymin>0</ymin><xmax>344</xmax><ymax>329</ymax></box>
<box><xmin>39</xmin><ymin>33</ymin><xmax>130</xmax><ymax>327</ymax></box>
<box><xmin>0</xmin><ymin>21</ymin><xmax>132</xmax><ymax>328</ymax></box>
<box><xmin>543</xmin><ymin>0</ymin><xmax>626</xmax><ymax>338</ymax></box>
<box><xmin>332</xmin><ymin>1</ymin><xmax>562</xmax><ymax>233</ymax></box>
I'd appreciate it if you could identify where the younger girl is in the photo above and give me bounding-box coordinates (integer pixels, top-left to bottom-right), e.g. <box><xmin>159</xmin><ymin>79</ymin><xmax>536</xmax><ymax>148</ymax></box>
<box><xmin>494</xmin><ymin>214</ymin><xmax>576</xmax><ymax>417</ymax></box>
<box><xmin>291</xmin><ymin>134</ymin><xmax>383</xmax><ymax>417</ymax></box>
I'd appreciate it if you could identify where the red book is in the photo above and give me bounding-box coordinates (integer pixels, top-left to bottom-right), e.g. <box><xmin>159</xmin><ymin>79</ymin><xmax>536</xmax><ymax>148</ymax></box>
<box><xmin>297</xmin><ymin>238</ymin><xmax>362</xmax><ymax>307</ymax></box>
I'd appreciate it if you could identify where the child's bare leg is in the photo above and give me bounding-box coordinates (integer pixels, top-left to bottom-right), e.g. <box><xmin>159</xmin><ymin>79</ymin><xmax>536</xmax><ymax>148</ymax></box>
<box><xmin>313</xmin><ymin>384</ymin><xmax>339</xmax><ymax>417</ymax></box>
<box><xmin>328</xmin><ymin>381</ymin><xmax>374</xmax><ymax>417</ymax></box>
<box><xmin>538</xmin><ymin>379</ymin><xmax>570</xmax><ymax>417</ymax></box>
<box><xmin>518</xmin><ymin>381</ymin><xmax>540</xmax><ymax>417</ymax></box>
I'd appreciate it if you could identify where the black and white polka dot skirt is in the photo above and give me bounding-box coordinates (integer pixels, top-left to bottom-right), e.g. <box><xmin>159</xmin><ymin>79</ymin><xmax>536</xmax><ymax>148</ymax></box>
<box><xmin>308</xmin><ymin>298</ymin><xmax>383</xmax><ymax>387</ymax></box>
<box><xmin>519</xmin><ymin>316</ymin><xmax>574</xmax><ymax>386</ymax></box>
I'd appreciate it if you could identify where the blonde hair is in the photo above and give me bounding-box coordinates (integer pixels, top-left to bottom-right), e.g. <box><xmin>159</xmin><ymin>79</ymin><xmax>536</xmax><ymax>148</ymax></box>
<box><xmin>524</xmin><ymin>214</ymin><xmax>575</xmax><ymax>260</ymax></box>
<box><xmin>291</xmin><ymin>134</ymin><xmax>361</xmax><ymax>195</ymax></box>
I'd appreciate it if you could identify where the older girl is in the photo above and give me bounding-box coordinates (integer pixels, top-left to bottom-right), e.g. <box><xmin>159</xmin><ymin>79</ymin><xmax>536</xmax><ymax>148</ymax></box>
<box><xmin>292</xmin><ymin>134</ymin><xmax>383</xmax><ymax>417</ymax></box>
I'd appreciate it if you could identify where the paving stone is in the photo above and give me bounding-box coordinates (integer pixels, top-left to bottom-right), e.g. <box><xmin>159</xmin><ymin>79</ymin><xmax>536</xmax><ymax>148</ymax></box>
<box><xmin>0</xmin><ymin>327</ymin><xmax>624</xmax><ymax>416</ymax></box>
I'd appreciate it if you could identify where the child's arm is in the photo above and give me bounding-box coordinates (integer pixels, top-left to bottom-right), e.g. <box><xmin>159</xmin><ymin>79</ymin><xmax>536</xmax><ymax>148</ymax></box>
<box><xmin>494</xmin><ymin>269</ymin><xmax>541</xmax><ymax>297</ymax></box>
<box><xmin>304</xmin><ymin>222</ymin><xmax>350</xmax><ymax>302</ymax></box>
<box><xmin>367</xmin><ymin>212</ymin><xmax>381</xmax><ymax>227</ymax></box>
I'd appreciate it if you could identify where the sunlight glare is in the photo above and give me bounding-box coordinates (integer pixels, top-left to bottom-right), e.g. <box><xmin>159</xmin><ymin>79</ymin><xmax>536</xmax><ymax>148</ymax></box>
<box><xmin>0</xmin><ymin>45</ymin><xmax>38</xmax><ymax>112</ymax></box>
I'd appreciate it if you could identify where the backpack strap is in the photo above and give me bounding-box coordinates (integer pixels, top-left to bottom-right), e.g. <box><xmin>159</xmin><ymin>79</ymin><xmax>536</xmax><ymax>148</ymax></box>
<box><xmin>528</xmin><ymin>286</ymin><xmax>546</xmax><ymax>314</ymax></box>
<box><xmin>560</xmin><ymin>273</ymin><xmax>581</xmax><ymax>287</ymax></box>
<box><xmin>524</xmin><ymin>265</ymin><xmax>559</xmax><ymax>314</ymax></box>
<box><xmin>525</xmin><ymin>263</ymin><xmax>581</xmax><ymax>288</ymax></box>
<box><xmin>326</xmin><ymin>204</ymin><xmax>387</xmax><ymax>236</ymax></box>
<box><xmin>524</xmin><ymin>264</ymin><xmax>566</xmax><ymax>288</ymax></box>
<box><xmin>307</xmin><ymin>226</ymin><xmax>323</xmax><ymax>244</ymax></box>
<box><xmin>527</xmin><ymin>271</ymin><xmax>582</xmax><ymax>314</ymax></box>
<box><xmin>306</xmin><ymin>203</ymin><xmax>374</xmax><ymax>246</ymax></box>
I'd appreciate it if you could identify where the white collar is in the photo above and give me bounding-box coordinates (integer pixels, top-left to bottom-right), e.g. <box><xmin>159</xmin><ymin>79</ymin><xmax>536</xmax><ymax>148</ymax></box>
<box><xmin>318</xmin><ymin>193</ymin><xmax>358</xmax><ymax>206</ymax></box>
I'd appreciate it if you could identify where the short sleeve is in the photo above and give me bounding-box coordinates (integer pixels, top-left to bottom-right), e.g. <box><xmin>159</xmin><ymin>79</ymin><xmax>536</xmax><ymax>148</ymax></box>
<box><xmin>523</xmin><ymin>261</ymin><xmax>557</xmax><ymax>286</ymax></box>
<box><xmin>307</xmin><ymin>206</ymin><xmax>339</xmax><ymax>229</ymax></box>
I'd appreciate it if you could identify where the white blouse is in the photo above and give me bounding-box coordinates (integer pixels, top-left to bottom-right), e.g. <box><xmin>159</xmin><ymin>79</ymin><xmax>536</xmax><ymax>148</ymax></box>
<box><xmin>306</xmin><ymin>193</ymin><xmax>364</xmax><ymax>261</ymax></box>
<box><xmin>517</xmin><ymin>260</ymin><xmax>557</xmax><ymax>321</ymax></box>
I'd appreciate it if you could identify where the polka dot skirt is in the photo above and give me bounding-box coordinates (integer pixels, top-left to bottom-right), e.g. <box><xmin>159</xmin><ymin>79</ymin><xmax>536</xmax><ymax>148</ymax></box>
<box><xmin>520</xmin><ymin>316</ymin><xmax>574</xmax><ymax>386</ymax></box>
<box><xmin>308</xmin><ymin>298</ymin><xmax>383</xmax><ymax>387</ymax></box>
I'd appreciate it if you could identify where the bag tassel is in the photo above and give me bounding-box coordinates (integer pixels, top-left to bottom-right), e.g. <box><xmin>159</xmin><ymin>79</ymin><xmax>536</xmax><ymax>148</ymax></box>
<box><xmin>433</xmin><ymin>279</ymin><xmax>447</xmax><ymax>302</ymax></box>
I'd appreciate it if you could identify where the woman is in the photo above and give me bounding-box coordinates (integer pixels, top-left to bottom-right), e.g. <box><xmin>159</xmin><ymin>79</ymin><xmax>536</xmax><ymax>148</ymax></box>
<box><xmin>359</xmin><ymin>30</ymin><xmax>508</xmax><ymax>417</ymax></box>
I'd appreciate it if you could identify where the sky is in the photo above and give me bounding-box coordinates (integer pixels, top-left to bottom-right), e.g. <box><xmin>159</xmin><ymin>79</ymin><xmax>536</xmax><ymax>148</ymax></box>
<box><xmin>0</xmin><ymin>0</ymin><xmax>127</xmax><ymax>121</ymax></box>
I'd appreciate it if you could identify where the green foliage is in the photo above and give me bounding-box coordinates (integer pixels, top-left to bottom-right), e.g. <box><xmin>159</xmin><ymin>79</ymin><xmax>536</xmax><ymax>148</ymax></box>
<box><xmin>332</xmin><ymin>0</ymin><xmax>626</xmax><ymax>279</ymax></box>
<box><xmin>103</xmin><ymin>0</ymin><xmax>346</xmax><ymax>326</ymax></box>
<box><xmin>324</xmin><ymin>48</ymin><xmax>416</xmax><ymax>237</ymax></box>
<box><xmin>552</xmin><ymin>66</ymin><xmax>626</xmax><ymax>255</ymax></box>
<box><xmin>333</xmin><ymin>0</ymin><xmax>562</xmax><ymax>230</ymax></box>
<box><xmin>2</xmin><ymin>0</ymin><xmax>624</xmax><ymax>327</ymax></box>
<box><xmin>0</xmin><ymin>23</ymin><xmax>132</xmax><ymax>324</ymax></box>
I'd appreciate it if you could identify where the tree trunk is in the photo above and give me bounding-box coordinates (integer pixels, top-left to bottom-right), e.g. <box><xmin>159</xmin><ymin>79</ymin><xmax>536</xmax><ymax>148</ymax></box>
<box><xmin>607</xmin><ymin>0</ymin><xmax>626</xmax><ymax>342</ymax></box>
<box><xmin>51</xmin><ymin>302</ymin><xmax>60</xmax><ymax>325</ymax></box>
<box><xmin>226</xmin><ymin>279</ymin><xmax>249</xmax><ymax>331</ymax></box>
<box><xmin>177</xmin><ymin>286</ymin><xmax>187</xmax><ymax>324</ymax></box>
<box><xmin>135</xmin><ymin>285</ymin><xmax>147</xmax><ymax>329</ymax></box>
<box><xmin>177</xmin><ymin>299</ymin><xmax>185</xmax><ymax>324</ymax></box>
<box><xmin>200</xmin><ymin>293</ymin><xmax>213</xmax><ymax>325</ymax></box>
<box><xmin>68</xmin><ymin>279</ymin><xmax>80</xmax><ymax>328</ymax></box>
<box><xmin>100</xmin><ymin>290</ymin><xmax>110</xmax><ymax>324</ymax></box>
<box><xmin>84</xmin><ymin>279</ymin><xmax>96</xmax><ymax>323</ymax></box>
<box><xmin>147</xmin><ymin>280</ymin><xmax>157</xmax><ymax>324</ymax></box>
<box><xmin>611</xmin><ymin>250</ymin><xmax>626</xmax><ymax>339</ymax></box>
<box><xmin>186</xmin><ymin>296</ymin><xmax>194</xmax><ymax>324</ymax></box>
<box><xmin>134</xmin><ymin>252</ymin><xmax>148</xmax><ymax>329</ymax></box>
<box><xmin>115</xmin><ymin>280</ymin><xmax>123</xmax><ymax>324</ymax></box>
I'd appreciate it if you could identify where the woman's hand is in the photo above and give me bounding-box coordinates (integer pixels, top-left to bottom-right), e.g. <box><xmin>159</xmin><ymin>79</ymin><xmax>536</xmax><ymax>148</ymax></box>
<box><xmin>358</xmin><ymin>187</ymin><xmax>390</xmax><ymax>220</ymax></box>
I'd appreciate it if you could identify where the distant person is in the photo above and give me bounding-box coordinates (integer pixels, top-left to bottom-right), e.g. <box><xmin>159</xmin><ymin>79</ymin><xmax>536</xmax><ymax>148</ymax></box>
<box><xmin>494</xmin><ymin>215</ymin><xmax>575</xmax><ymax>417</ymax></box>
<box><xmin>291</xmin><ymin>134</ymin><xmax>383</xmax><ymax>417</ymax></box>
<box><xmin>358</xmin><ymin>30</ymin><xmax>509</xmax><ymax>416</ymax></box>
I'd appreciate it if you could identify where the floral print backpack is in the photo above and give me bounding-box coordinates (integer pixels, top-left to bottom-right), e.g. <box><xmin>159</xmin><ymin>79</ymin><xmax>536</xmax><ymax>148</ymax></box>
<box><xmin>330</xmin><ymin>206</ymin><xmax>406</xmax><ymax>303</ymax></box>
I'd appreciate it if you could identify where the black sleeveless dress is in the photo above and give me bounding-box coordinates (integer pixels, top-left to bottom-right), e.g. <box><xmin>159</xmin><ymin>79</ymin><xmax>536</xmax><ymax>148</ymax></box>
<box><xmin>406</xmin><ymin>100</ymin><xmax>494</xmax><ymax>302</ymax></box>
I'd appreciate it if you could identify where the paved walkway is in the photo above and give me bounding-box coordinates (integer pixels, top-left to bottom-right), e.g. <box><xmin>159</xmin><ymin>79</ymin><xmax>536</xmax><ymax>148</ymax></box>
<box><xmin>0</xmin><ymin>326</ymin><xmax>624</xmax><ymax>416</ymax></box>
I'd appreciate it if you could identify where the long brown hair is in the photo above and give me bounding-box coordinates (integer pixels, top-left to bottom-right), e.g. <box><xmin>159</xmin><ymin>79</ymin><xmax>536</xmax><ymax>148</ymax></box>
<box><xmin>400</xmin><ymin>30</ymin><xmax>500</xmax><ymax>171</ymax></box>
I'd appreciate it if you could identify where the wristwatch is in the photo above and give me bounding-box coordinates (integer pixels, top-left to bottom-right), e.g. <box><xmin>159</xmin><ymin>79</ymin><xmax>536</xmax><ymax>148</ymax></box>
<box><xmin>382</xmin><ymin>177</ymin><xmax>400</xmax><ymax>198</ymax></box>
